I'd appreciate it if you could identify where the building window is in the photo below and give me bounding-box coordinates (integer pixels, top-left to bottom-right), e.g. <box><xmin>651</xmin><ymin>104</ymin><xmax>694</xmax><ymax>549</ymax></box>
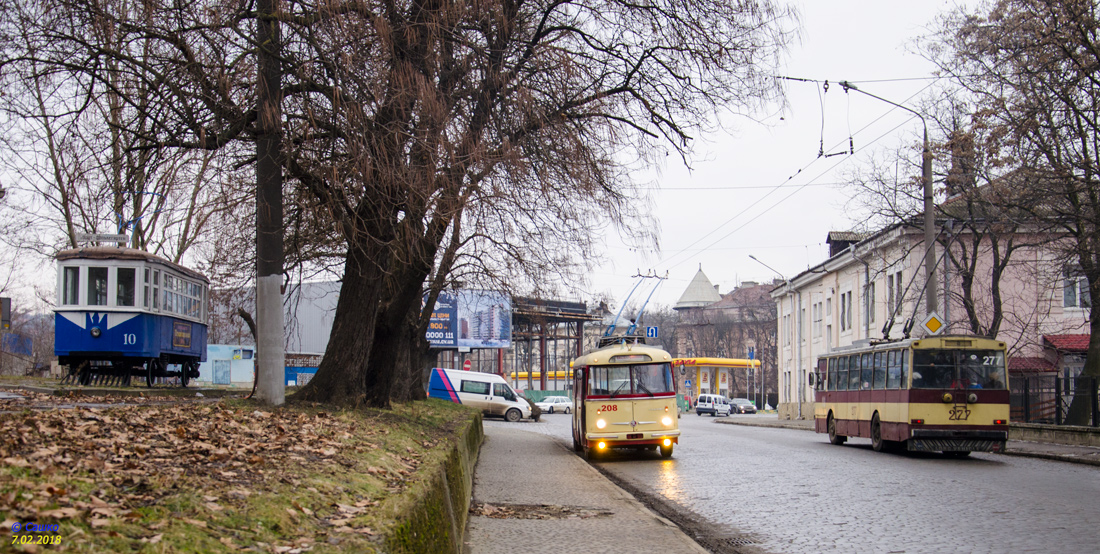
<box><xmin>866</xmin><ymin>281</ymin><xmax>876</xmax><ymax>324</ymax></box>
<box><xmin>840</xmin><ymin>291</ymin><xmax>853</xmax><ymax>332</ymax></box>
<box><xmin>1064</xmin><ymin>270</ymin><xmax>1090</xmax><ymax>309</ymax></box>
<box><xmin>800</xmin><ymin>308</ymin><xmax>806</xmax><ymax>343</ymax></box>
<box><xmin>888</xmin><ymin>271</ymin><xmax>903</xmax><ymax>316</ymax></box>
<box><xmin>813</xmin><ymin>302</ymin><xmax>822</xmax><ymax>339</ymax></box>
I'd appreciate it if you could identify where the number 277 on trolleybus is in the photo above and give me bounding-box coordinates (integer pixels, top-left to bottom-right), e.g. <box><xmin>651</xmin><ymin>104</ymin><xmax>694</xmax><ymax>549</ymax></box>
<box><xmin>813</xmin><ymin>335</ymin><xmax>1010</xmax><ymax>456</ymax></box>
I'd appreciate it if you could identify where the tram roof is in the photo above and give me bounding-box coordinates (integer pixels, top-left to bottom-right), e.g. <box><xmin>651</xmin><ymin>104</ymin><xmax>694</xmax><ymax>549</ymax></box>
<box><xmin>573</xmin><ymin>341</ymin><xmax>672</xmax><ymax>366</ymax></box>
<box><xmin>56</xmin><ymin>246</ymin><xmax>208</xmax><ymax>283</ymax></box>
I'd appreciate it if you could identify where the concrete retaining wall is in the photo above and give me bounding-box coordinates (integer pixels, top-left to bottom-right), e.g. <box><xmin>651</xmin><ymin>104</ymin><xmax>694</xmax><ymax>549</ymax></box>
<box><xmin>1010</xmin><ymin>422</ymin><xmax>1100</xmax><ymax>447</ymax></box>
<box><xmin>382</xmin><ymin>410</ymin><xmax>484</xmax><ymax>554</ymax></box>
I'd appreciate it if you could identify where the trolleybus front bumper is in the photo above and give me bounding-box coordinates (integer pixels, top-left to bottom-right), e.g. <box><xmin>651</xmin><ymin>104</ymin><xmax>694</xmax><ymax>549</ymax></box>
<box><xmin>586</xmin><ymin>430</ymin><xmax>680</xmax><ymax>448</ymax></box>
<box><xmin>907</xmin><ymin>429</ymin><xmax>1007</xmax><ymax>453</ymax></box>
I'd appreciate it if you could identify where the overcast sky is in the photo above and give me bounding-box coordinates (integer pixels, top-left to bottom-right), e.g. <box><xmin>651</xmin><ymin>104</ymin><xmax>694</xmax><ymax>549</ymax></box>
<box><xmin>580</xmin><ymin>0</ymin><xmax>972</xmax><ymax>312</ymax></box>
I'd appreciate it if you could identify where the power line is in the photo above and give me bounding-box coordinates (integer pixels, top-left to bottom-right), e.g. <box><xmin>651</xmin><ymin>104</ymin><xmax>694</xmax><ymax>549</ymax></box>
<box><xmin>645</xmin><ymin>79</ymin><xmax>938</xmax><ymax>274</ymax></box>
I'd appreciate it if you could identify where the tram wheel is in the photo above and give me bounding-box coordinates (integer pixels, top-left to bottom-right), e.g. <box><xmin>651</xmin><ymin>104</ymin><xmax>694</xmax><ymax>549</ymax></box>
<box><xmin>180</xmin><ymin>362</ymin><xmax>191</xmax><ymax>388</ymax></box>
<box><xmin>659</xmin><ymin>444</ymin><xmax>674</xmax><ymax>458</ymax></box>
<box><xmin>78</xmin><ymin>365</ymin><xmax>92</xmax><ymax>386</ymax></box>
<box><xmin>145</xmin><ymin>359</ymin><xmax>158</xmax><ymax>388</ymax></box>
<box><xmin>828</xmin><ymin>414</ymin><xmax>847</xmax><ymax>445</ymax></box>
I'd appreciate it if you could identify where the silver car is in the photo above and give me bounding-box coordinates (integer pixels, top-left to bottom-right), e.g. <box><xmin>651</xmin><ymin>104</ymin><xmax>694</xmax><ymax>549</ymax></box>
<box><xmin>535</xmin><ymin>395</ymin><xmax>572</xmax><ymax>414</ymax></box>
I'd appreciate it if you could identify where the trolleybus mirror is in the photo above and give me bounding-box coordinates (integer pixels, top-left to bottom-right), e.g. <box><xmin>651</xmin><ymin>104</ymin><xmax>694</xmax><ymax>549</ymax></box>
<box><xmin>808</xmin><ymin>372</ymin><xmax>816</xmax><ymax>386</ymax></box>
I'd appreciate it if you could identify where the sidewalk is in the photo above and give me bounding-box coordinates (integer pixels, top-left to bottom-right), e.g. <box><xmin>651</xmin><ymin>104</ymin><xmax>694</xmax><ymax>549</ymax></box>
<box><xmin>715</xmin><ymin>415</ymin><xmax>1100</xmax><ymax>467</ymax></box>
<box><xmin>464</xmin><ymin>425</ymin><xmax>708</xmax><ymax>554</ymax></box>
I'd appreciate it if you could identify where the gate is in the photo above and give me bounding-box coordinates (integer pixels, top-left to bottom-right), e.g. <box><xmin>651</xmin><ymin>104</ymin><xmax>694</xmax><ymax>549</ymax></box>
<box><xmin>214</xmin><ymin>360</ymin><xmax>231</xmax><ymax>385</ymax></box>
<box><xmin>1011</xmin><ymin>375</ymin><xmax>1099</xmax><ymax>426</ymax></box>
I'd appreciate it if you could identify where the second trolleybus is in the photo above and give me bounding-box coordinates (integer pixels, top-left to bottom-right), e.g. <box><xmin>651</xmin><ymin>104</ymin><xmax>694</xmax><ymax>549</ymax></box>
<box><xmin>813</xmin><ymin>335</ymin><xmax>1010</xmax><ymax>456</ymax></box>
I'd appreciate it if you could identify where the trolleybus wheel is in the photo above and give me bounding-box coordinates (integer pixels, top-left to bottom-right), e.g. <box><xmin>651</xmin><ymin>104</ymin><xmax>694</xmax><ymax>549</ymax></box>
<box><xmin>944</xmin><ymin>451</ymin><xmax>971</xmax><ymax>458</ymax></box>
<box><xmin>505</xmin><ymin>408</ymin><xmax>522</xmax><ymax>423</ymax></box>
<box><xmin>871</xmin><ymin>414</ymin><xmax>885</xmax><ymax>452</ymax></box>
<box><xmin>573</xmin><ymin>433</ymin><xmax>581</xmax><ymax>452</ymax></box>
<box><xmin>827</xmin><ymin>414</ymin><xmax>846</xmax><ymax>445</ymax></box>
<box><xmin>659</xmin><ymin>443</ymin><xmax>674</xmax><ymax>458</ymax></box>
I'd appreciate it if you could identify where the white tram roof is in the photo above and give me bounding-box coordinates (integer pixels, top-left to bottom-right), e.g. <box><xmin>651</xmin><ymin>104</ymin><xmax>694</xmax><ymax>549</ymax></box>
<box><xmin>574</xmin><ymin>341</ymin><xmax>673</xmax><ymax>367</ymax></box>
<box><xmin>56</xmin><ymin>246</ymin><xmax>209</xmax><ymax>284</ymax></box>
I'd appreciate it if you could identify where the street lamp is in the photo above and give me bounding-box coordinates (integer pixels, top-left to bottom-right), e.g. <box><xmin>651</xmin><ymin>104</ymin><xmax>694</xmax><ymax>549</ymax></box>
<box><xmin>748</xmin><ymin>255</ymin><xmax>785</xmax><ymax>282</ymax></box>
<box><xmin>839</xmin><ymin>81</ymin><xmax>938</xmax><ymax>316</ymax></box>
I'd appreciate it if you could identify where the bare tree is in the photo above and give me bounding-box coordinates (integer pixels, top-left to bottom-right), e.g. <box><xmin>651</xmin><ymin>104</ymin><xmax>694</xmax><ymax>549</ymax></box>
<box><xmin>2</xmin><ymin>0</ymin><xmax>797</xmax><ymax>408</ymax></box>
<box><xmin>930</xmin><ymin>0</ymin><xmax>1100</xmax><ymax>423</ymax></box>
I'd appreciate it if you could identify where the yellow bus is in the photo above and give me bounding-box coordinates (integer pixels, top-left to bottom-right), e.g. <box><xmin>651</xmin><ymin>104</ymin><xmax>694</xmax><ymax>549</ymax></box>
<box><xmin>814</xmin><ymin>335</ymin><xmax>1010</xmax><ymax>456</ymax></box>
<box><xmin>571</xmin><ymin>339</ymin><xmax>680</xmax><ymax>459</ymax></box>
<box><xmin>673</xmin><ymin>357</ymin><xmax>760</xmax><ymax>404</ymax></box>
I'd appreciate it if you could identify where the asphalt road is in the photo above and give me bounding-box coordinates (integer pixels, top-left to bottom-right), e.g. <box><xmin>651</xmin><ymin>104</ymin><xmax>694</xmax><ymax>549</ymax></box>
<box><xmin>511</xmin><ymin>411</ymin><xmax>1100</xmax><ymax>554</ymax></box>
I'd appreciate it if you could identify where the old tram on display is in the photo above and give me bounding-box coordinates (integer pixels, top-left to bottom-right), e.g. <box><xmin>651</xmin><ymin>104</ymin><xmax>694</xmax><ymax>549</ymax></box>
<box><xmin>55</xmin><ymin>246</ymin><xmax>208</xmax><ymax>387</ymax></box>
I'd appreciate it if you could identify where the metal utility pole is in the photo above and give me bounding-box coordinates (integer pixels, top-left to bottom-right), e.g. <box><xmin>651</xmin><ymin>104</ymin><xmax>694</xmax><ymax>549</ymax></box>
<box><xmin>255</xmin><ymin>0</ymin><xmax>285</xmax><ymax>406</ymax></box>
<box><xmin>840</xmin><ymin>82</ymin><xmax>937</xmax><ymax>316</ymax></box>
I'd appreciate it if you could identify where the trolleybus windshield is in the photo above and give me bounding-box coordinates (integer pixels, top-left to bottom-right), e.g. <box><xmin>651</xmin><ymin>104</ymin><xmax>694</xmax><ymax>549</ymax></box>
<box><xmin>589</xmin><ymin>363</ymin><xmax>674</xmax><ymax>396</ymax></box>
<box><xmin>912</xmin><ymin>350</ymin><xmax>1007</xmax><ymax>389</ymax></box>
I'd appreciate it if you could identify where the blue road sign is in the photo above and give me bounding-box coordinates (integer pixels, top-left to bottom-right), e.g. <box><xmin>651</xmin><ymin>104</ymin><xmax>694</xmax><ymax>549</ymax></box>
<box><xmin>748</xmin><ymin>346</ymin><xmax>755</xmax><ymax>360</ymax></box>
<box><xmin>646</xmin><ymin>326</ymin><xmax>658</xmax><ymax>338</ymax></box>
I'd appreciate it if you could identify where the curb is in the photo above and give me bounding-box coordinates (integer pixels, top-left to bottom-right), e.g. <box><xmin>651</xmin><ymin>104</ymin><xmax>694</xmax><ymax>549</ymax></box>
<box><xmin>382</xmin><ymin>411</ymin><xmax>483</xmax><ymax>554</ymax></box>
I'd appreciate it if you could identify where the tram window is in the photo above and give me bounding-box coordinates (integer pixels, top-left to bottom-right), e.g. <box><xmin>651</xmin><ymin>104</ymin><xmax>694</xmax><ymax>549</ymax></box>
<box><xmin>841</xmin><ymin>356</ymin><xmax>848</xmax><ymax>385</ymax></box>
<box><xmin>848</xmin><ymin>355</ymin><xmax>861</xmax><ymax>390</ymax></box>
<box><xmin>886</xmin><ymin>350</ymin><xmax>902</xmax><ymax>389</ymax></box>
<box><xmin>62</xmin><ymin>267</ymin><xmax>79</xmax><ymax>305</ymax></box>
<box><xmin>860</xmin><ymin>353</ymin><xmax>873</xmax><ymax>390</ymax></box>
<box><xmin>88</xmin><ymin>267</ymin><xmax>108</xmax><ymax>306</ymax></box>
<box><xmin>827</xmin><ymin>358</ymin><xmax>837</xmax><ymax>391</ymax></box>
<box><xmin>872</xmin><ymin>351</ymin><xmax>887</xmax><ymax>389</ymax></box>
<box><xmin>117</xmin><ymin>267</ymin><xmax>136</xmax><ymax>307</ymax></box>
<box><xmin>152</xmin><ymin>270</ymin><xmax>160</xmax><ymax>310</ymax></box>
<box><xmin>143</xmin><ymin>268</ymin><xmax>150</xmax><ymax>308</ymax></box>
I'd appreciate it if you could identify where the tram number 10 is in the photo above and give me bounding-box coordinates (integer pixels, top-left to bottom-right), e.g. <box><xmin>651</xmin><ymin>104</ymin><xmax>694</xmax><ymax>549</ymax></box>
<box><xmin>122</xmin><ymin>334</ymin><xmax>138</xmax><ymax>345</ymax></box>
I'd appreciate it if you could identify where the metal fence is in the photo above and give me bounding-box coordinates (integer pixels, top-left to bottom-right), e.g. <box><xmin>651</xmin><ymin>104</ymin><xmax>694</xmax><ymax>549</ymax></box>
<box><xmin>1010</xmin><ymin>375</ymin><xmax>1100</xmax><ymax>427</ymax></box>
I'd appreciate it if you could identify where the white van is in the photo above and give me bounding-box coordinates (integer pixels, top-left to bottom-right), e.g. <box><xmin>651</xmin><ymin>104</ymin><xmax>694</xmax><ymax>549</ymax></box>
<box><xmin>427</xmin><ymin>368</ymin><xmax>533</xmax><ymax>422</ymax></box>
<box><xmin>695</xmin><ymin>393</ymin><xmax>732</xmax><ymax>417</ymax></box>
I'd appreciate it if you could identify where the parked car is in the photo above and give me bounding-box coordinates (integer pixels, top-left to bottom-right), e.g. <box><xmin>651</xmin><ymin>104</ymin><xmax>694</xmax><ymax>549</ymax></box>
<box><xmin>535</xmin><ymin>395</ymin><xmax>572</xmax><ymax>414</ymax></box>
<box><xmin>695</xmin><ymin>393</ymin><xmax>732</xmax><ymax>417</ymax></box>
<box><xmin>730</xmin><ymin>398</ymin><xmax>757</xmax><ymax>414</ymax></box>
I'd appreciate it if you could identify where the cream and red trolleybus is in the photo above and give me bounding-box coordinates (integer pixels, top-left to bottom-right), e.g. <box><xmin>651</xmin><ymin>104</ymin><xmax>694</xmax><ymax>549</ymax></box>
<box><xmin>814</xmin><ymin>335</ymin><xmax>1010</xmax><ymax>456</ymax></box>
<box><xmin>571</xmin><ymin>338</ymin><xmax>680</xmax><ymax>459</ymax></box>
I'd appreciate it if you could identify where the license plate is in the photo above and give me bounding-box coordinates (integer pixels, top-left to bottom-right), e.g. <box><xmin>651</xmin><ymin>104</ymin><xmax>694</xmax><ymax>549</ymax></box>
<box><xmin>627</xmin><ymin>433</ymin><xmax>642</xmax><ymax>439</ymax></box>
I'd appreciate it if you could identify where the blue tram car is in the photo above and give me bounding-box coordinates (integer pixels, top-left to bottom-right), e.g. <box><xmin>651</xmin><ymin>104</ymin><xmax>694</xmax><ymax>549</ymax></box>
<box><xmin>54</xmin><ymin>247</ymin><xmax>208</xmax><ymax>387</ymax></box>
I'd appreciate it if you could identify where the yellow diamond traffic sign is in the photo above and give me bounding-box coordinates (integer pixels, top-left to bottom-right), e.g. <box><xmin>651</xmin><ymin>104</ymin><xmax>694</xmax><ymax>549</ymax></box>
<box><xmin>922</xmin><ymin>312</ymin><xmax>944</xmax><ymax>335</ymax></box>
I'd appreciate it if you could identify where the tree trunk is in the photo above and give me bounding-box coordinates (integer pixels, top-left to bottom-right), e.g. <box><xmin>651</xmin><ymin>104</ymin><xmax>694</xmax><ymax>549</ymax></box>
<box><xmin>291</xmin><ymin>242</ymin><xmax>384</xmax><ymax>406</ymax></box>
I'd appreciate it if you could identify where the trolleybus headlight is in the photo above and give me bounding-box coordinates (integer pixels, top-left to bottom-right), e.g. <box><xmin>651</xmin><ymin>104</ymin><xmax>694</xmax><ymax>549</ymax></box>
<box><xmin>661</xmin><ymin>416</ymin><xmax>673</xmax><ymax>426</ymax></box>
<box><xmin>942</xmin><ymin>393</ymin><xmax>953</xmax><ymax>403</ymax></box>
<box><xmin>597</xmin><ymin>441</ymin><xmax>606</xmax><ymax>450</ymax></box>
<box><xmin>968</xmin><ymin>393</ymin><xmax>978</xmax><ymax>404</ymax></box>
<box><xmin>90</xmin><ymin>327</ymin><xmax>101</xmax><ymax>338</ymax></box>
<box><xmin>596</xmin><ymin>419</ymin><xmax>607</xmax><ymax>429</ymax></box>
<box><xmin>663</xmin><ymin>438</ymin><xmax>672</xmax><ymax>447</ymax></box>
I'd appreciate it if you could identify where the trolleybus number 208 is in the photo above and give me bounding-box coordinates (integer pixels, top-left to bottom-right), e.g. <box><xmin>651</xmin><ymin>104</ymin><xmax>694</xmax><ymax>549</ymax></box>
<box><xmin>599</xmin><ymin>404</ymin><xmax>618</xmax><ymax>412</ymax></box>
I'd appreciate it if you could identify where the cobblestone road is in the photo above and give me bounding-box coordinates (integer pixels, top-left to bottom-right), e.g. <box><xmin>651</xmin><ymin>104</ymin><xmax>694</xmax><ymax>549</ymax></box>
<box><xmin>512</xmin><ymin>413</ymin><xmax>1100</xmax><ymax>554</ymax></box>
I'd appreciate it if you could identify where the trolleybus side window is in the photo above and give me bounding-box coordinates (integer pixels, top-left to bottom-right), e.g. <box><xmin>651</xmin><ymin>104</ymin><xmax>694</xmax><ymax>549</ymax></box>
<box><xmin>886</xmin><ymin>350</ymin><xmax>901</xmax><ymax>389</ymax></box>
<box><xmin>873</xmin><ymin>351</ymin><xmax>887</xmax><ymax>389</ymax></box>
<box><xmin>860</xmin><ymin>353</ymin><xmax>873</xmax><ymax>390</ymax></box>
<box><xmin>62</xmin><ymin>267</ymin><xmax>79</xmax><ymax>305</ymax></box>
<box><xmin>836</xmin><ymin>356</ymin><xmax>847</xmax><ymax>391</ymax></box>
<box><xmin>117</xmin><ymin>267</ymin><xmax>136</xmax><ymax>307</ymax></box>
<box><xmin>88</xmin><ymin>267</ymin><xmax>108</xmax><ymax>306</ymax></box>
<box><xmin>848</xmin><ymin>355</ymin><xmax>860</xmax><ymax>390</ymax></box>
<box><xmin>827</xmin><ymin>358</ymin><xmax>837</xmax><ymax>391</ymax></box>
<box><xmin>900</xmin><ymin>350</ymin><xmax>908</xmax><ymax>388</ymax></box>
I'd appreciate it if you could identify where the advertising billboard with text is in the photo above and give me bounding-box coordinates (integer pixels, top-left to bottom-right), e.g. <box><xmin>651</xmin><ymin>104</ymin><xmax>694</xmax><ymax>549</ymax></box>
<box><xmin>425</xmin><ymin>290</ymin><xmax>511</xmax><ymax>349</ymax></box>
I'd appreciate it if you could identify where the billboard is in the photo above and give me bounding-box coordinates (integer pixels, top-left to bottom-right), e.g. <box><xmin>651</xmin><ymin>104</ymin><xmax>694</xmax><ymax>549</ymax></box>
<box><xmin>426</xmin><ymin>290</ymin><xmax>511</xmax><ymax>349</ymax></box>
